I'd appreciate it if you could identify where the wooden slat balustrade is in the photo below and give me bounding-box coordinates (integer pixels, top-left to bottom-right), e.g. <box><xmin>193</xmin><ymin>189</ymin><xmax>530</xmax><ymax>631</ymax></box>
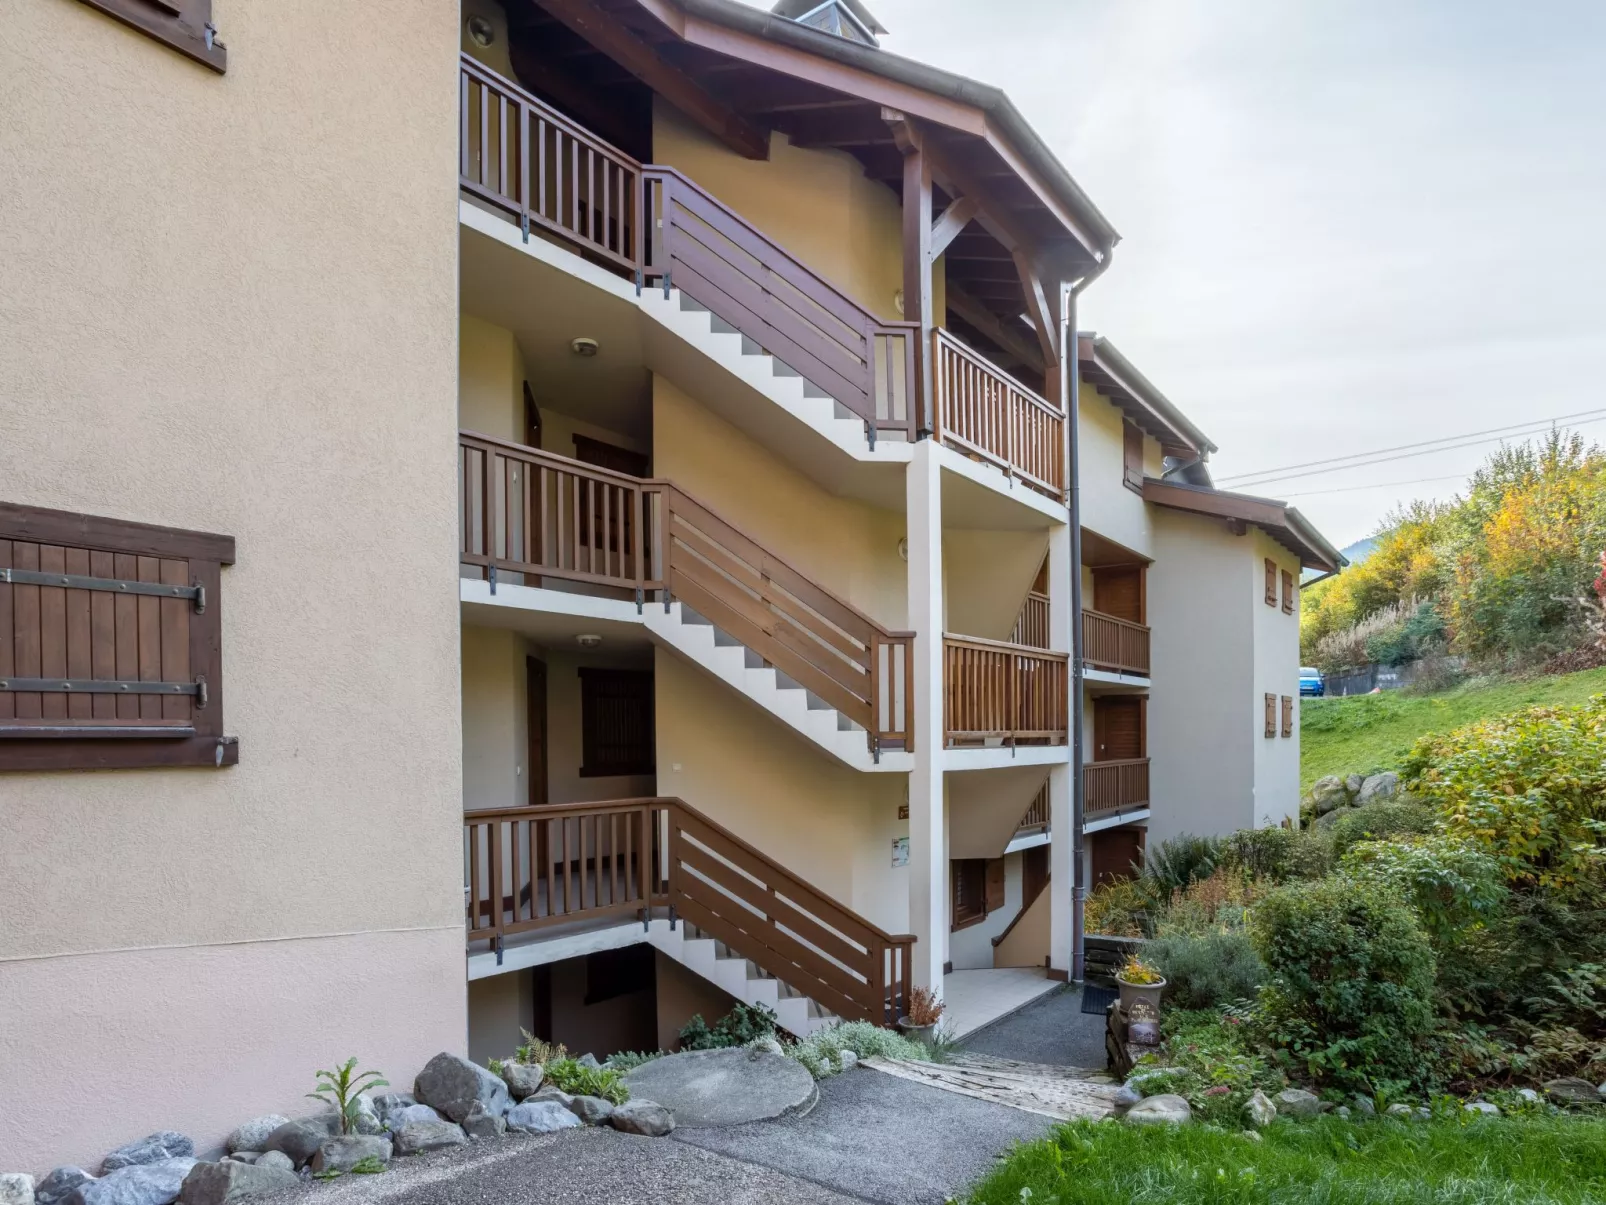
<box><xmin>465</xmin><ymin>798</ymin><xmax>915</xmax><ymax>1027</ymax></box>
<box><xmin>1011</xmin><ymin>590</ymin><xmax>1050</xmax><ymax>649</ymax></box>
<box><xmin>1085</xmin><ymin>758</ymin><xmax>1150</xmax><ymax>813</ymax></box>
<box><xmin>932</xmin><ymin>330</ymin><xmax>1065</xmax><ymax>500</ymax></box>
<box><xmin>943</xmin><ymin>634</ymin><xmax>1069</xmax><ymax>746</ymax></box>
<box><xmin>460</xmin><ymin>55</ymin><xmax>641</xmax><ymax>271</ymax></box>
<box><xmin>1016</xmin><ymin>781</ymin><xmax>1050</xmax><ymax>834</ymax></box>
<box><xmin>642</xmin><ymin>167</ymin><xmax>918</xmax><ymax>441</ymax></box>
<box><xmin>1082</xmin><ymin>609</ymin><xmax>1150</xmax><ymax>676</ymax></box>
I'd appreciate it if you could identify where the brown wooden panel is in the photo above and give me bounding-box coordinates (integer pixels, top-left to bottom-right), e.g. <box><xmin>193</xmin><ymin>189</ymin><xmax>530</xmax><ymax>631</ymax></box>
<box><xmin>984</xmin><ymin>857</ymin><xmax>1006</xmax><ymax>913</ymax></box>
<box><xmin>1264</xmin><ymin>692</ymin><xmax>1277</xmax><ymax>737</ymax></box>
<box><xmin>1264</xmin><ymin>558</ymin><xmax>1278</xmax><ymax>606</ymax></box>
<box><xmin>1092</xmin><ymin>827</ymin><xmax>1143</xmax><ymax>887</ymax></box>
<box><xmin>1093</xmin><ymin>696</ymin><xmax>1143</xmax><ymax>761</ymax></box>
<box><xmin>1281</xmin><ymin>694</ymin><xmax>1294</xmax><ymax>738</ymax></box>
<box><xmin>1282</xmin><ymin>569</ymin><xmax>1296</xmax><ymax>615</ymax></box>
<box><xmin>63</xmin><ymin>547</ymin><xmax>92</xmax><ymax>720</ymax></box>
<box><xmin>38</xmin><ymin>545</ymin><xmax>67</xmax><ymax>720</ymax></box>
<box><xmin>0</xmin><ymin>542</ymin><xmax>12</xmax><ymax>720</ymax></box>
<box><xmin>160</xmin><ymin>558</ymin><xmax>191</xmax><ymax>722</ymax></box>
<box><xmin>1092</xmin><ymin>566</ymin><xmax>1143</xmax><ymax>624</ymax></box>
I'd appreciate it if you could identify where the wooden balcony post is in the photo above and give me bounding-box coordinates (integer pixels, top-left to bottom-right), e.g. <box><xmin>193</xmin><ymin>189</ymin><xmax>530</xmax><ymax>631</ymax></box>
<box><xmin>888</xmin><ymin>111</ymin><xmax>933</xmax><ymax>438</ymax></box>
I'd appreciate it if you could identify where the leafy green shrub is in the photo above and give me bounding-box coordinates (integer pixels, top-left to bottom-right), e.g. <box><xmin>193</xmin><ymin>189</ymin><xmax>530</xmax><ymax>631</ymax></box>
<box><xmin>1339</xmin><ymin>834</ymin><xmax>1506</xmax><ymax>939</ymax></box>
<box><xmin>1251</xmin><ymin>878</ymin><xmax>1438</xmax><ymax>1091</ymax></box>
<box><xmin>513</xmin><ymin>1031</ymin><xmax>567</xmax><ymax>1066</ymax></box>
<box><xmin>1219</xmin><ymin>826</ymin><xmax>1330</xmax><ymax>883</ymax></box>
<box><xmin>1142</xmin><ymin>834</ymin><xmax>1223</xmax><ymax>895</ymax></box>
<box><xmin>1129</xmin><ymin>1009</ymin><xmax>1286</xmax><ymax>1127</ymax></box>
<box><xmin>784</xmin><ymin>1020</ymin><xmax>927</xmax><ymax>1079</ymax></box>
<box><xmin>1403</xmin><ymin>696</ymin><xmax>1606</xmax><ymax>894</ymax></box>
<box><xmin>1083</xmin><ymin>877</ymin><xmax>1151</xmax><ymax>937</ymax></box>
<box><xmin>602</xmin><ymin>1050</ymin><xmax>663</xmax><ymax>1072</ymax></box>
<box><xmin>1327</xmin><ymin>799</ymin><xmax>1436</xmax><ymax>860</ymax></box>
<box><xmin>1147</xmin><ymin>930</ymin><xmax>1266</xmax><ymax>1010</ymax></box>
<box><xmin>308</xmin><ymin>1058</ymin><xmax>389</xmax><ymax>1136</ymax></box>
<box><xmin>678</xmin><ymin>1002</ymin><xmax>778</xmax><ymax>1051</ymax></box>
<box><xmin>542</xmin><ymin>1058</ymin><xmax>629</xmax><ymax>1104</ymax></box>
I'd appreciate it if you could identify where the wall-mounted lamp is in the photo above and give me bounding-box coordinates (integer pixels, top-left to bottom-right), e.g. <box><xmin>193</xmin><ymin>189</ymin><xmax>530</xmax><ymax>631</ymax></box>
<box><xmin>576</xmin><ymin>634</ymin><xmax>603</xmax><ymax>649</ymax></box>
<box><xmin>466</xmin><ymin>15</ymin><xmax>496</xmax><ymax>47</ymax></box>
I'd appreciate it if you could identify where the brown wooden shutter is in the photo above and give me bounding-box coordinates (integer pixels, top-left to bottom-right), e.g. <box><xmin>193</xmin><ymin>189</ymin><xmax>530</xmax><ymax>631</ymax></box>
<box><xmin>1122</xmin><ymin>421</ymin><xmax>1145</xmax><ymax>491</ymax></box>
<box><xmin>1264</xmin><ymin>558</ymin><xmax>1278</xmax><ymax>606</ymax></box>
<box><xmin>984</xmin><ymin>857</ymin><xmax>1006</xmax><ymax>913</ymax></box>
<box><xmin>952</xmin><ymin>859</ymin><xmax>987</xmax><ymax>929</ymax></box>
<box><xmin>74</xmin><ymin>0</ymin><xmax>227</xmax><ymax>73</ymax></box>
<box><xmin>1</xmin><ymin>503</ymin><xmax>234</xmax><ymax>770</ymax></box>
<box><xmin>1281</xmin><ymin>695</ymin><xmax>1294</xmax><ymax>737</ymax></box>
<box><xmin>1264</xmin><ymin>693</ymin><xmax>1277</xmax><ymax>737</ymax></box>
<box><xmin>1281</xmin><ymin>570</ymin><xmax>1295</xmax><ymax>614</ymax></box>
<box><xmin>579</xmin><ymin>668</ymin><xmax>655</xmax><ymax>777</ymax></box>
<box><xmin>1092</xmin><ymin>566</ymin><xmax>1144</xmax><ymax>624</ymax></box>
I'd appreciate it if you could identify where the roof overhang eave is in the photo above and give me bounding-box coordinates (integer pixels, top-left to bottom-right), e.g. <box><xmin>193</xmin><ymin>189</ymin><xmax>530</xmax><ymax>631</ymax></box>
<box><xmin>1080</xmin><ymin>334</ymin><xmax>1217</xmax><ymax>458</ymax></box>
<box><xmin>1140</xmin><ymin>479</ymin><xmax>1345</xmax><ymax>574</ymax></box>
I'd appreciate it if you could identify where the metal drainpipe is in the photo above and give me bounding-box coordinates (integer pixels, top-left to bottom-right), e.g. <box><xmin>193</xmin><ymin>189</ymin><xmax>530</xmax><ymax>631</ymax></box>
<box><xmin>1066</xmin><ymin>249</ymin><xmax>1114</xmax><ymax>985</ymax></box>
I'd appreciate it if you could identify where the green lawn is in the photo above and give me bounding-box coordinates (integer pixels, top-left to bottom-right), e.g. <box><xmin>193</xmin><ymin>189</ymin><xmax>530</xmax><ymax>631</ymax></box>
<box><xmin>966</xmin><ymin>1114</ymin><xmax>1606</xmax><ymax>1205</ymax></box>
<box><xmin>1299</xmin><ymin>666</ymin><xmax>1606</xmax><ymax>791</ymax></box>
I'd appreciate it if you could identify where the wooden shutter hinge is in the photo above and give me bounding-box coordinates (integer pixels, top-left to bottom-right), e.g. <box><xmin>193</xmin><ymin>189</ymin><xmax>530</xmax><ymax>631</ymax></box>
<box><xmin>0</xmin><ymin>567</ymin><xmax>206</xmax><ymax>612</ymax></box>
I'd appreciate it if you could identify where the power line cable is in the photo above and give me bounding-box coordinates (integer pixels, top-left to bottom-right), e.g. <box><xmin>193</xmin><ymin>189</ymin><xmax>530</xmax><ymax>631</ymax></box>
<box><xmin>1216</xmin><ymin>406</ymin><xmax>1606</xmax><ymax>486</ymax></box>
<box><xmin>1281</xmin><ymin>472</ymin><xmax>1474</xmax><ymax>499</ymax></box>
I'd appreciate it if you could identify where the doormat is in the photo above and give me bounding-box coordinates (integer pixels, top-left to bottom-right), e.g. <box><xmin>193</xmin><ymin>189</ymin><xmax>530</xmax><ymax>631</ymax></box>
<box><xmin>1081</xmin><ymin>985</ymin><xmax>1118</xmax><ymax>1015</ymax></box>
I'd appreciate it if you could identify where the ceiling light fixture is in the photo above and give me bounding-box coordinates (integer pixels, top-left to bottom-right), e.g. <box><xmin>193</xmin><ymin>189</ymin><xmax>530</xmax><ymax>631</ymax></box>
<box><xmin>570</xmin><ymin>337</ymin><xmax>599</xmax><ymax>358</ymax></box>
<box><xmin>576</xmin><ymin>634</ymin><xmax>602</xmax><ymax>648</ymax></box>
<box><xmin>466</xmin><ymin>15</ymin><xmax>495</xmax><ymax>47</ymax></box>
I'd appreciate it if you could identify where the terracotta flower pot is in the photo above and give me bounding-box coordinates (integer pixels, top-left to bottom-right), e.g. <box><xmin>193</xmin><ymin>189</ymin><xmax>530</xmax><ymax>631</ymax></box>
<box><xmin>1116</xmin><ymin>975</ymin><xmax>1166</xmax><ymax>1018</ymax></box>
<box><xmin>897</xmin><ymin>1018</ymin><xmax>938</xmax><ymax>1045</ymax></box>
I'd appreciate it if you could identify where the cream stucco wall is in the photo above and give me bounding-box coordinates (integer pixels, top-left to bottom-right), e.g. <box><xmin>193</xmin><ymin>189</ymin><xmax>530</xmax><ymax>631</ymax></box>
<box><xmin>0</xmin><ymin>0</ymin><xmax>464</xmax><ymax>1173</ymax></box>
<box><xmin>653</xmin><ymin>376</ymin><xmax>907</xmax><ymax>628</ymax></box>
<box><xmin>1251</xmin><ymin>531</ymin><xmax>1302</xmax><ymax>829</ymax></box>
<box><xmin>1076</xmin><ymin>384</ymin><xmax>1155</xmax><ymax>558</ymax></box>
<box><xmin>460</xmin><ymin>313</ymin><xmax>528</xmax><ymax>442</ymax></box>
<box><xmin>992</xmin><ymin>874</ymin><xmax>1051</xmax><ymax>968</ymax></box>
<box><xmin>655</xmin><ymin>650</ymin><xmax>909</xmax><ymax>932</ymax></box>
<box><xmin>1145</xmin><ymin>510</ymin><xmax>1255</xmax><ymax>847</ymax></box>
<box><xmin>947</xmin><ymin>851</ymin><xmax>1023</xmax><ymax>970</ymax></box>
<box><xmin>467</xmin><ymin>969</ymin><xmax>535</xmax><ymax>1067</ymax></box>
<box><xmin>652</xmin><ymin>104</ymin><xmax>943</xmax><ymax>326</ymax></box>
<box><xmin>944</xmin><ymin>530</ymin><xmax>1049</xmax><ymax>642</ymax></box>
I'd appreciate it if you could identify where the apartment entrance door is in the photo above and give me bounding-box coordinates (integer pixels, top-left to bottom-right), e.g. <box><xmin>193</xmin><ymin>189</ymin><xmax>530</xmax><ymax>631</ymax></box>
<box><xmin>526</xmin><ymin>656</ymin><xmax>548</xmax><ymax>806</ymax></box>
<box><xmin>1092</xmin><ymin>696</ymin><xmax>1144</xmax><ymax>762</ymax></box>
<box><xmin>1092</xmin><ymin>566</ymin><xmax>1144</xmax><ymax>623</ymax></box>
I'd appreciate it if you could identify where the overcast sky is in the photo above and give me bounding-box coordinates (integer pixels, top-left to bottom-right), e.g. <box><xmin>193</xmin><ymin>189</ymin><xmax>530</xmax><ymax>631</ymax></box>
<box><xmin>772</xmin><ymin>0</ymin><xmax>1606</xmax><ymax>546</ymax></box>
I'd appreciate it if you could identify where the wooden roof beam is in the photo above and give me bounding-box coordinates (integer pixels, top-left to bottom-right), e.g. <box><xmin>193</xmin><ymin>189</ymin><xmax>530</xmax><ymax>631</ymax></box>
<box><xmin>534</xmin><ymin>0</ymin><xmax>770</xmax><ymax>159</ymax></box>
<box><xmin>947</xmin><ymin>285</ymin><xmax>1044</xmax><ymax>375</ymax></box>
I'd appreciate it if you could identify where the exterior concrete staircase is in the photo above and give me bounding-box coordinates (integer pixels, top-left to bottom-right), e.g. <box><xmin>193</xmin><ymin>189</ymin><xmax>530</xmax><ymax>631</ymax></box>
<box><xmin>643</xmin><ymin>601</ymin><xmax>911</xmax><ymax>773</ymax></box>
<box><xmin>647</xmin><ymin>918</ymin><xmax>841</xmax><ymax>1038</ymax></box>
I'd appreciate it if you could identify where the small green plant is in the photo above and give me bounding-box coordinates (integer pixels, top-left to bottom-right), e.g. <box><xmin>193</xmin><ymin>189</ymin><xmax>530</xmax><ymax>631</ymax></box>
<box><xmin>1142</xmin><ymin>834</ymin><xmax>1224</xmax><ymax>895</ymax></box>
<box><xmin>349</xmin><ymin>1156</ymin><xmax>385</xmax><ymax>1175</ymax></box>
<box><xmin>603</xmin><ymin>1049</ymin><xmax>664</xmax><ymax>1072</ymax></box>
<box><xmin>514</xmin><ymin>1029</ymin><xmax>567</xmax><ymax>1066</ymax></box>
<box><xmin>1116</xmin><ymin>954</ymin><xmax>1163</xmax><ymax>985</ymax></box>
<box><xmin>679</xmin><ymin>1002</ymin><xmax>779</xmax><ymax>1050</ymax></box>
<box><xmin>542</xmin><ymin>1057</ymin><xmax>629</xmax><ymax>1105</ymax></box>
<box><xmin>784</xmin><ymin>1019</ymin><xmax>928</xmax><ymax>1079</ymax></box>
<box><xmin>308</xmin><ymin>1058</ymin><xmax>389</xmax><ymax>1136</ymax></box>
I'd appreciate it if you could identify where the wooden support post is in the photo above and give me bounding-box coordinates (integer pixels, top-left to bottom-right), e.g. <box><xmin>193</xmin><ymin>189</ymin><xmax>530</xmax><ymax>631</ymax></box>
<box><xmin>888</xmin><ymin>110</ymin><xmax>934</xmax><ymax>438</ymax></box>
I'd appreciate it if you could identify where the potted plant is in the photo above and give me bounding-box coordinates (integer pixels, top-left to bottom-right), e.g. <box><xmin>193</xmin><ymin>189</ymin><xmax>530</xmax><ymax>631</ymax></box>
<box><xmin>1115</xmin><ymin>953</ymin><xmax>1166</xmax><ymax>1017</ymax></box>
<box><xmin>897</xmin><ymin>985</ymin><xmax>945</xmax><ymax>1044</ymax></box>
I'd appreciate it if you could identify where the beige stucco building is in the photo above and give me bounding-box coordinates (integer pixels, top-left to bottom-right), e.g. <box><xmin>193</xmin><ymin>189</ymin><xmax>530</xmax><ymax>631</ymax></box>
<box><xmin>0</xmin><ymin>0</ymin><xmax>1339</xmax><ymax>1175</ymax></box>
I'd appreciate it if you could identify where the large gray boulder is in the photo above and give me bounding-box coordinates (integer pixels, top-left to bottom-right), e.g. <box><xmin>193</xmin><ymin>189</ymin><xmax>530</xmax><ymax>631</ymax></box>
<box><xmin>1</xmin><ymin>1175</ymin><xmax>34</xmax><ymax>1205</ymax></box>
<box><xmin>224</xmin><ymin>1118</ymin><xmax>288</xmax><ymax>1158</ymax></box>
<box><xmin>1308</xmin><ymin>776</ymin><xmax>1348</xmax><ymax>815</ymax></box>
<box><xmin>369</xmin><ymin>1095</ymin><xmax>417</xmax><ymax>1128</ymax></box>
<box><xmin>414</xmin><ymin>1053</ymin><xmax>510</xmax><ymax>1124</ymax></box>
<box><xmin>245</xmin><ymin>1157</ymin><xmax>287</xmax><ymax>1179</ymax></box>
<box><xmin>608</xmin><ymin>1101</ymin><xmax>673</xmax><ymax>1138</ymax></box>
<box><xmin>1544</xmin><ymin>1077</ymin><xmax>1603</xmax><ymax>1107</ymax></box>
<box><xmin>565</xmin><ymin>1096</ymin><xmax>615</xmax><ymax>1126</ymax></box>
<box><xmin>1345</xmin><ymin>774</ymin><xmax>1364</xmax><ymax>794</ymax></box>
<box><xmin>497</xmin><ymin>1064</ymin><xmax>544</xmax><ymax>1101</ymax></box>
<box><xmin>1123</xmin><ymin>1094</ymin><xmax>1191</xmax><ymax>1126</ymax></box>
<box><xmin>35</xmin><ymin>1170</ymin><xmax>93</xmax><ymax>1205</ymax></box>
<box><xmin>1351</xmin><ymin>1094</ymin><xmax>1377</xmax><ymax>1117</ymax></box>
<box><xmin>384</xmin><ymin>1105</ymin><xmax>444</xmax><ymax>1130</ymax></box>
<box><xmin>348</xmin><ymin>1097</ymin><xmax>383</xmax><ymax>1137</ymax></box>
<box><xmin>460</xmin><ymin>1106</ymin><xmax>506</xmax><ymax>1142</ymax></box>
<box><xmin>72</xmin><ymin>1161</ymin><xmax>196</xmax><ymax>1205</ymax></box>
<box><xmin>1464</xmin><ymin>1101</ymin><xmax>1500</xmax><ymax>1116</ymax></box>
<box><xmin>101</xmin><ymin>1136</ymin><xmax>194</xmax><ymax>1176</ymax></box>
<box><xmin>1357</xmin><ymin>772</ymin><xmax>1399</xmax><ymax>806</ymax></box>
<box><xmin>311</xmin><ymin>1137</ymin><xmax>391</xmax><ymax>1175</ymax></box>
<box><xmin>526</xmin><ymin>1088</ymin><xmax>573</xmax><ymax>1109</ymax></box>
<box><xmin>260</xmin><ymin>1116</ymin><xmax>340</xmax><ymax>1168</ymax></box>
<box><xmin>504</xmin><ymin>1103</ymin><xmax>581</xmax><ymax>1135</ymax></box>
<box><xmin>1244</xmin><ymin>1090</ymin><xmax>1276</xmax><ymax>1128</ymax></box>
<box><xmin>177</xmin><ymin>1162</ymin><xmax>296</xmax><ymax>1205</ymax></box>
<box><xmin>390</xmin><ymin>1121</ymin><xmax>468</xmax><ymax>1157</ymax></box>
<box><xmin>1311</xmin><ymin>807</ymin><xmax>1352</xmax><ymax>830</ymax></box>
<box><xmin>1274</xmin><ymin>1088</ymin><xmax>1325</xmax><ymax>1119</ymax></box>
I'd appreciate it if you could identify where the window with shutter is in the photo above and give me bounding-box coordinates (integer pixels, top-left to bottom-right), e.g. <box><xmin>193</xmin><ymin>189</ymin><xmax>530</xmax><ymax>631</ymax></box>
<box><xmin>578</xmin><ymin>668</ymin><xmax>654</xmax><ymax>777</ymax></box>
<box><xmin>75</xmin><ymin>0</ymin><xmax>227</xmax><ymax>73</ymax></box>
<box><xmin>1264</xmin><ymin>693</ymin><xmax>1276</xmax><ymax>738</ymax></box>
<box><xmin>1282</xmin><ymin>570</ymin><xmax>1295</xmax><ymax>615</ymax></box>
<box><xmin>1</xmin><ymin>503</ymin><xmax>235</xmax><ymax>770</ymax></box>
<box><xmin>1281</xmin><ymin>695</ymin><xmax>1294</xmax><ymax>737</ymax></box>
<box><xmin>1264</xmin><ymin>558</ymin><xmax>1278</xmax><ymax>606</ymax></box>
<box><xmin>951</xmin><ymin>858</ymin><xmax>987</xmax><ymax>929</ymax></box>
<box><xmin>1122</xmin><ymin>421</ymin><xmax>1145</xmax><ymax>493</ymax></box>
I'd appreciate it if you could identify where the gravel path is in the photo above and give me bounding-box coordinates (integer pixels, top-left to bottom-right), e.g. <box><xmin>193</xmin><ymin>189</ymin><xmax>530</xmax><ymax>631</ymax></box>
<box><xmin>672</xmin><ymin>1064</ymin><xmax>1055</xmax><ymax>1205</ymax></box>
<box><xmin>957</xmin><ymin>984</ymin><xmax>1109</xmax><ymax>1069</ymax></box>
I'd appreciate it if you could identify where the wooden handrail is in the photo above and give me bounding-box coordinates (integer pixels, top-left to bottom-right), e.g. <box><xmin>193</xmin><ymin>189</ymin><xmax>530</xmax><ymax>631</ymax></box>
<box><xmin>943</xmin><ymin>634</ymin><xmax>1069</xmax><ymax>746</ymax></box>
<box><xmin>465</xmin><ymin>798</ymin><xmax>915</xmax><ymax>1026</ymax></box>
<box><xmin>1082</xmin><ymin>609</ymin><xmax>1150</xmax><ymax>676</ymax></box>
<box><xmin>1017</xmin><ymin>781</ymin><xmax>1050</xmax><ymax>832</ymax></box>
<box><xmin>1011</xmin><ymin>590</ymin><xmax>1050</xmax><ymax>649</ymax></box>
<box><xmin>932</xmin><ymin>329</ymin><xmax>1064</xmax><ymax>499</ymax></box>
<box><xmin>1085</xmin><ymin>758</ymin><xmax>1150</xmax><ymax>812</ymax></box>
<box><xmin>458</xmin><ymin>434</ymin><xmax>914</xmax><ymax>755</ymax></box>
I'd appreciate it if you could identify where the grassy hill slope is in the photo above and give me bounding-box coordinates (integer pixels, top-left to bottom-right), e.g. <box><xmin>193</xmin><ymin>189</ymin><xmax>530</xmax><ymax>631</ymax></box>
<box><xmin>1300</xmin><ymin>666</ymin><xmax>1606</xmax><ymax>790</ymax></box>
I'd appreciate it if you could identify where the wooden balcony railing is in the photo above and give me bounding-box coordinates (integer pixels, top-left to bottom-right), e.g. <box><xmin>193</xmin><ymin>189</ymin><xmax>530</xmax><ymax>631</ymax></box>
<box><xmin>642</xmin><ymin>167</ymin><xmax>917</xmax><ymax>442</ymax></box>
<box><xmin>1016</xmin><ymin>781</ymin><xmax>1050</xmax><ymax>834</ymax></box>
<box><xmin>464</xmin><ymin>799</ymin><xmax>915</xmax><ymax>1026</ymax></box>
<box><xmin>1012</xmin><ymin>590</ymin><xmax>1050</xmax><ymax>649</ymax></box>
<box><xmin>1082</xmin><ymin>609</ymin><xmax>1151</xmax><ymax>676</ymax></box>
<box><xmin>943</xmin><ymin>635</ymin><xmax>1069</xmax><ymax>746</ymax></box>
<box><xmin>459</xmin><ymin>433</ymin><xmax>914</xmax><ymax>755</ymax></box>
<box><xmin>1085</xmin><ymin>758</ymin><xmax>1150</xmax><ymax>813</ymax></box>
<box><xmin>932</xmin><ymin>329</ymin><xmax>1065</xmax><ymax>500</ymax></box>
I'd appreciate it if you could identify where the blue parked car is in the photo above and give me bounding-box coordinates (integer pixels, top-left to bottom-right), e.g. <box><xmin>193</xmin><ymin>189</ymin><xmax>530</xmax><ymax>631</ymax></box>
<box><xmin>1299</xmin><ymin>667</ymin><xmax>1325</xmax><ymax>697</ymax></box>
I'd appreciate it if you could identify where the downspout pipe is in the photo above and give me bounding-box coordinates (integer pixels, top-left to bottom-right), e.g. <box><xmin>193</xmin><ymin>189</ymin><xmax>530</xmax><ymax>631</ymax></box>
<box><xmin>1065</xmin><ymin>248</ymin><xmax>1114</xmax><ymax>985</ymax></box>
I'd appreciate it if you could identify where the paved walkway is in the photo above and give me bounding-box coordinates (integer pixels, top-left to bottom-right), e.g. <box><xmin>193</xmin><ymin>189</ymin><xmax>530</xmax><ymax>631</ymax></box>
<box><xmin>957</xmin><ymin>983</ymin><xmax>1109</xmax><ymax>1068</ymax></box>
<box><xmin>942</xmin><ymin>967</ymin><xmax>1060</xmax><ymax>1038</ymax></box>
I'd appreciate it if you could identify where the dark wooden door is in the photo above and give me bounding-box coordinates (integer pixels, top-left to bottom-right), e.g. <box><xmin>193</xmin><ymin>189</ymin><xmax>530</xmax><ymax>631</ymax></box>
<box><xmin>1093</xmin><ymin>696</ymin><xmax>1144</xmax><ymax>761</ymax></box>
<box><xmin>1092</xmin><ymin>566</ymin><xmax>1144</xmax><ymax>624</ymax></box>
<box><xmin>1091</xmin><ymin>826</ymin><xmax>1144</xmax><ymax>887</ymax></box>
<box><xmin>526</xmin><ymin>656</ymin><xmax>548</xmax><ymax>806</ymax></box>
<box><xmin>573</xmin><ymin>435</ymin><xmax>649</xmax><ymax>556</ymax></box>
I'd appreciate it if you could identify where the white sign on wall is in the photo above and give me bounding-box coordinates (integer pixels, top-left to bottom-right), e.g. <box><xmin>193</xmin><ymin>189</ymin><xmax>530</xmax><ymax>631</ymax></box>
<box><xmin>891</xmin><ymin>837</ymin><xmax>909</xmax><ymax>868</ymax></box>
